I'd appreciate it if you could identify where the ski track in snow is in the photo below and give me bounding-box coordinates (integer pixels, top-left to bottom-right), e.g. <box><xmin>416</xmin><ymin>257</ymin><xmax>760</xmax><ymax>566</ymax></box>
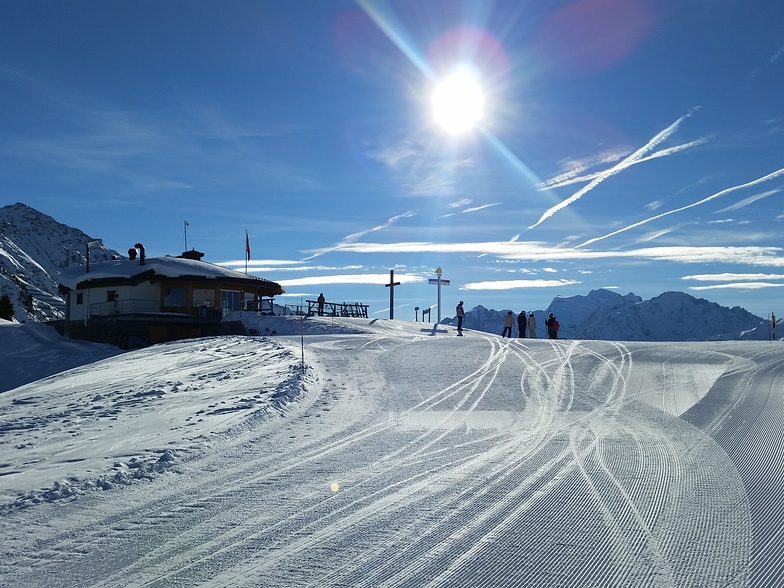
<box><xmin>0</xmin><ymin>318</ymin><xmax>782</xmax><ymax>586</ymax></box>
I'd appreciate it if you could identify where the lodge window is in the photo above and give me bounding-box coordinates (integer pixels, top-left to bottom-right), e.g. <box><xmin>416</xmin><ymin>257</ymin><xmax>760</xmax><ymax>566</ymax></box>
<box><xmin>164</xmin><ymin>287</ymin><xmax>187</xmax><ymax>307</ymax></box>
<box><xmin>221</xmin><ymin>290</ymin><xmax>241</xmax><ymax>312</ymax></box>
<box><xmin>193</xmin><ymin>288</ymin><xmax>214</xmax><ymax>307</ymax></box>
<box><xmin>106</xmin><ymin>290</ymin><xmax>118</xmax><ymax>302</ymax></box>
<box><xmin>76</xmin><ymin>293</ymin><xmax>84</xmax><ymax>305</ymax></box>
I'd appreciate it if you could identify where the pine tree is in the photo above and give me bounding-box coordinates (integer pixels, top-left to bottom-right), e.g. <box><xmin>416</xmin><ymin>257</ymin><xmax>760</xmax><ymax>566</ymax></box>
<box><xmin>0</xmin><ymin>293</ymin><xmax>14</xmax><ymax>321</ymax></box>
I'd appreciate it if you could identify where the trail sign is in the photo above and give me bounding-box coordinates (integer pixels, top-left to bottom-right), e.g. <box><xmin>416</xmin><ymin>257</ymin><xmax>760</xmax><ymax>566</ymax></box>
<box><xmin>429</xmin><ymin>269</ymin><xmax>449</xmax><ymax>322</ymax></box>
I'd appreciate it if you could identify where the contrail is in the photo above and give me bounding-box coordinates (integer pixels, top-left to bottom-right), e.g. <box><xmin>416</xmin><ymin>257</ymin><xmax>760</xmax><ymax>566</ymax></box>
<box><xmin>576</xmin><ymin>166</ymin><xmax>784</xmax><ymax>248</ymax></box>
<box><xmin>528</xmin><ymin>108</ymin><xmax>699</xmax><ymax>230</ymax></box>
<box><xmin>301</xmin><ymin>210</ymin><xmax>416</xmax><ymax>260</ymax></box>
<box><xmin>542</xmin><ymin>139</ymin><xmax>707</xmax><ymax>190</ymax></box>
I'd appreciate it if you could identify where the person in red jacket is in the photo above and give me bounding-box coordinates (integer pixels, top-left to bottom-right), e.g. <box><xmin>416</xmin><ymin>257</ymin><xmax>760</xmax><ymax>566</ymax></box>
<box><xmin>546</xmin><ymin>313</ymin><xmax>560</xmax><ymax>339</ymax></box>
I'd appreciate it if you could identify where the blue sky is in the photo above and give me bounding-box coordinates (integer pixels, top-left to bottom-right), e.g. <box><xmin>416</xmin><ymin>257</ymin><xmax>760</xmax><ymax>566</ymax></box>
<box><xmin>1</xmin><ymin>0</ymin><xmax>783</xmax><ymax>319</ymax></box>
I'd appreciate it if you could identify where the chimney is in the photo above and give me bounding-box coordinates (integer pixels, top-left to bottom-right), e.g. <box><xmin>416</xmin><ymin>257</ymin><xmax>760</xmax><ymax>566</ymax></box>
<box><xmin>179</xmin><ymin>248</ymin><xmax>205</xmax><ymax>261</ymax></box>
<box><xmin>128</xmin><ymin>248</ymin><xmax>137</xmax><ymax>261</ymax></box>
<box><xmin>133</xmin><ymin>243</ymin><xmax>145</xmax><ymax>265</ymax></box>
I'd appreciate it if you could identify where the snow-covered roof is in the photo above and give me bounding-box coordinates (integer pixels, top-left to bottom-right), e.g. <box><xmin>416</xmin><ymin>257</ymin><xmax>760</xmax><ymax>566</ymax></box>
<box><xmin>58</xmin><ymin>256</ymin><xmax>283</xmax><ymax>293</ymax></box>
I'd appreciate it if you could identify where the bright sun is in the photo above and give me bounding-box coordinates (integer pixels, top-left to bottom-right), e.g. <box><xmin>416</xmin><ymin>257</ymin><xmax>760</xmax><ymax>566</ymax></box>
<box><xmin>432</xmin><ymin>71</ymin><xmax>485</xmax><ymax>134</ymax></box>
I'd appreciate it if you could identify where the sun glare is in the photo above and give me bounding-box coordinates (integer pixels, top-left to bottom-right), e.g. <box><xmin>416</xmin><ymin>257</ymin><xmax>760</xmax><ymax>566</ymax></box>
<box><xmin>432</xmin><ymin>70</ymin><xmax>484</xmax><ymax>134</ymax></box>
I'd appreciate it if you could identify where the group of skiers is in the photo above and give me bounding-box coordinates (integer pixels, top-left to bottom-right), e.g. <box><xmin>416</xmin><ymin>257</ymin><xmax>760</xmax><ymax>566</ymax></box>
<box><xmin>457</xmin><ymin>301</ymin><xmax>559</xmax><ymax>339</ymax></box>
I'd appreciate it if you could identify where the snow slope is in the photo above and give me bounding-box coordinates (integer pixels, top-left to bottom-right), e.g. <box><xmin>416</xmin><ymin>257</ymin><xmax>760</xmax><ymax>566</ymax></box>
<box><xmin>1</xmin><ymin>316</ymin><xmax>783</xmax><ymax>586</ymax></box>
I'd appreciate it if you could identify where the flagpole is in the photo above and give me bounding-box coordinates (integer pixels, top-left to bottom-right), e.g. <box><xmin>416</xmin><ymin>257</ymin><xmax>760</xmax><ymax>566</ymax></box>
<box><xmin>245</xmin><ymin>229</ymin><xmax>249</xmax><ymax>274</ymax></box>
<box><xmin>184</xmin><ymin>220</ymin><xmax>189</xmax><ymax>251</ymax></box>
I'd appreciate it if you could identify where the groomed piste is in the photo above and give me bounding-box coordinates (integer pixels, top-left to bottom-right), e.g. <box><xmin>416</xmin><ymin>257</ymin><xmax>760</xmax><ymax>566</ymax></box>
<box><xmin>0</xmin><ymin>316</ymin><xmax>782</xmax><ymax>587</ymax></box>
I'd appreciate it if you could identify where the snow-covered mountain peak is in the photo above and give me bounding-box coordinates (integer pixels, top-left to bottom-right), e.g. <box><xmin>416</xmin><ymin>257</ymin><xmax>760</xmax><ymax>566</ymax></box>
<box><xmin>0</xmin><ymin>202</ymin><xmax>121</xmax><ymax>322</ymax></box>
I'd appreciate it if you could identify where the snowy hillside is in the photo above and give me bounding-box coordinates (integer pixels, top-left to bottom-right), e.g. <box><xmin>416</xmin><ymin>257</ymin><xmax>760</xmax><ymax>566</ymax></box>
<box><xmin>2</xmin><ymin>316</ymin><xmax>784</xmax><ymax>586</ymax></box>
<box><xmin>442</xmin><ymin>289</ymin><xmax>769</xmax><ymax>341</ymax></box>
<box><xmin>0</xmin><ymin>203</ymin><xmax>120</xmax><ymax>322</ymax></box>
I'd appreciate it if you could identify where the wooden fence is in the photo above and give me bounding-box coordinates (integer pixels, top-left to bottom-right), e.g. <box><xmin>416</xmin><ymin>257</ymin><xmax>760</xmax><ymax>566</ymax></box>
<box><xmin>281</xmin><ymin>299</ymin><xmax>369</xmax><ymax>318</ymax></box>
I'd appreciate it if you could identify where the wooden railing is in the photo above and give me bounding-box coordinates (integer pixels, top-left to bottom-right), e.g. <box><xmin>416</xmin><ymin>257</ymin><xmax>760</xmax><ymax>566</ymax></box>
<box><xmin>279</xmin><ymin>300</ymin><xmax>369</xmax><ymax>318</ymax></box>
<box><xmin>89</xmin><ymin>299</ymin><xmax>159</xmax><ymax>318</ymax></box>
<box><xmin>88</xmin><ymin>299</ymin><xmax>223</xmax><ymax>319</ymax></box>
<box><xmin>305</xmin><ymin>300</ymin><xmax>368</xmax><ymax>318</ymax></box>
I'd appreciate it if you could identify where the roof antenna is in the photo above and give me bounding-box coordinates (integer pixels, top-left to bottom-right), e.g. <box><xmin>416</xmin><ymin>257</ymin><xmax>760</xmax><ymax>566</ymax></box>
<box><xmin>86</xmin><ymin>239</ymin><xmax>102</xmax><ymax>273</ymax></box>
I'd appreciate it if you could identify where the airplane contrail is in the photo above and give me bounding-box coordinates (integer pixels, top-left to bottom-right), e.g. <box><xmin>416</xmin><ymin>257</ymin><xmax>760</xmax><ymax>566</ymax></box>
<box><xmin>542</xmin><ymin>138</ymin><xmax>707</xmax><ymax>190</ymax></box>
<box><xmin>576</xmin><ymin>166</ymin><xmax>784</xmax><ymax>248</ymax></box>
<box><xmin>528</xmin><ymin>108</ymin><xmax>700</xmax><ymax>230</ymax></box>
<box><xmin>301</xmin><ymin>210</ymin><xmax>416</xmax><ymax>260</ymax></box>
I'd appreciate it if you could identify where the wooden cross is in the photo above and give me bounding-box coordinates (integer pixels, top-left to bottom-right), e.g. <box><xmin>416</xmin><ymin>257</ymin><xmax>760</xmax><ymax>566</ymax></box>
<box><xmin>385</xmin><ymin>269</ymin><xmax>401</xmax><ymax>319</ymax></box>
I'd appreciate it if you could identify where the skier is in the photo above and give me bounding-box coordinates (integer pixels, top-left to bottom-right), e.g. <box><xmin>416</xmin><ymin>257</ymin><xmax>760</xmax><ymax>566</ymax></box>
<box><xmin>456</xmin><ymin>301</ymin><xmax>465</xmax><ymax>336</ymax></box>
<box><xmin>528</xmin><ymin>312</ymin><xmax>537</xmax><ymax>338</ymax></box>
<box><xmin>502</xmin><ymin>311</ymin><xmax>514</xmax><ymax>338</ymax></box>
<box><xmin>317</xmin><ymin>293</ymin><xmax>325</xmax><ymax>316</ymax></box>
<box><xmin>517</xmin><ymin>311</ymin><xmax>527</xmax><ymax>338</ymax></box>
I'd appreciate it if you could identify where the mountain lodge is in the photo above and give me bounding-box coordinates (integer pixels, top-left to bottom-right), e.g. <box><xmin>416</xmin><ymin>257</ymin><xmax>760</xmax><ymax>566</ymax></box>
<box><xmin>56</xmin><ymin>245</ymin><xmax>284</xmax><ymax>347</ymax></box>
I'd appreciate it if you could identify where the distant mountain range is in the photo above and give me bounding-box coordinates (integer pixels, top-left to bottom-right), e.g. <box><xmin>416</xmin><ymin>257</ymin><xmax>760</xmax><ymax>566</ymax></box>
<box><xmin>0</xmin><ymin>202</ymin><xmax>773</xmax><ymax>340</ymax></box>
<box><xmin>441</xmin><ymin>288</ymin><xmax>771</xmax><ymax>341</ymax></box>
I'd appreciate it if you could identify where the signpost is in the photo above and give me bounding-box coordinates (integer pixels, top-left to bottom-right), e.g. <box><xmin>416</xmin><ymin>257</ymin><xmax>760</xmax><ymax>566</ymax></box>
<box><xmin>430</xmin><ymin>267</ymin><xmax>449</xmax><ymax>323</ymax></box>
<box><xmin>385</xmin><ymin>269</ymin><xmax>401</xmax><ymax>319</ymax></box>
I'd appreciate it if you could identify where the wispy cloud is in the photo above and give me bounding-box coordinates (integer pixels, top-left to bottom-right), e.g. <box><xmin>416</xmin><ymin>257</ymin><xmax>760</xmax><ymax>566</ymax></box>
<box><xmin>683</xmin><ymin>272</ymin><xmax>784</xmax><ymax>281</ymax></box>
<box><xmin>319</xmin><ymin>239</ymin><xmax>784</xmax><ymax>266</ymax></box>
<box><xmin>714</xmin><ymin>188</ymin><xmax>782</xmax><ymax>213</ymax></box>
<box><xmin>367</xmin><ymin>142</ymin><xmax>421</xmax><ymax>171</ymax></box>
<box><xmin>690</xmin><ymin>282</ymin><xmax>784</xmax><ymax>291</ymax></box>
<box><xmin>1</xmin><ymin>67</ymin><xmax>322</xmax><ymax>198</ymax></box>
<box><xmin>302</xmin><ymin>211</ymin><xmax>416</xmax><ymax>260</ymax></box>
<box><xmin>528</xmin><ymin>108</ymin><xmax>703</xmax><ymax>229</ymax></box>
<box><xmin>463</xmin><ymin>203</ymin><xmax>500</xmax><ymax>213</ymax></box>
<box><xmin>443</xmin><ymin>202</ymin><xmax>501</xmax><ymax>217</ymax></box>
<box><xmin>634</xmin><ymin>223</ymin><xmax>689</xmax><ymax>243</ymax></box>
<box><xmin>278</xmin><ymin>273</ymin><xmax>424</xmax><ymax>287</ymax></box>
<box><xmin>366</xmin><ymin>139</ymin><xmax>472</xmax><ymax>196</ymax></box>
<box><xmin>577</xmin><ymin>166</ymin><xmax>784</xmax><ymax>248</ymax></box>
<box><xmin>540</xmin><ymin>147</ymin><xmax>633</xmax><ymax>188</ymax></box>
<box><xmin>222</xmin><ymin>259</ymin><xmax>305</xmax><ymax>269</ymax></box>
<box><xmin>223</xmin><ymin>261</ymin><xmax>368</xmax><ymax>274</ymax></box>
<box><xmin>752</xmin><ymin>44</ymin><xmax>784</xmax><ymax>77</ymax></box>
<box><xmin>462</xmin><ymin>279</ymin><xmax>580</xmax><ymax>290</ymax></box>
<box><xmin>540</xmin><ymin>140</ymin><xmax>706</xmax><ymax>191</ymax></box>
<box><xmin>6</xmin><ymin>106</ymin><xmax>324</xmax><ymax>199</ymax></box>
